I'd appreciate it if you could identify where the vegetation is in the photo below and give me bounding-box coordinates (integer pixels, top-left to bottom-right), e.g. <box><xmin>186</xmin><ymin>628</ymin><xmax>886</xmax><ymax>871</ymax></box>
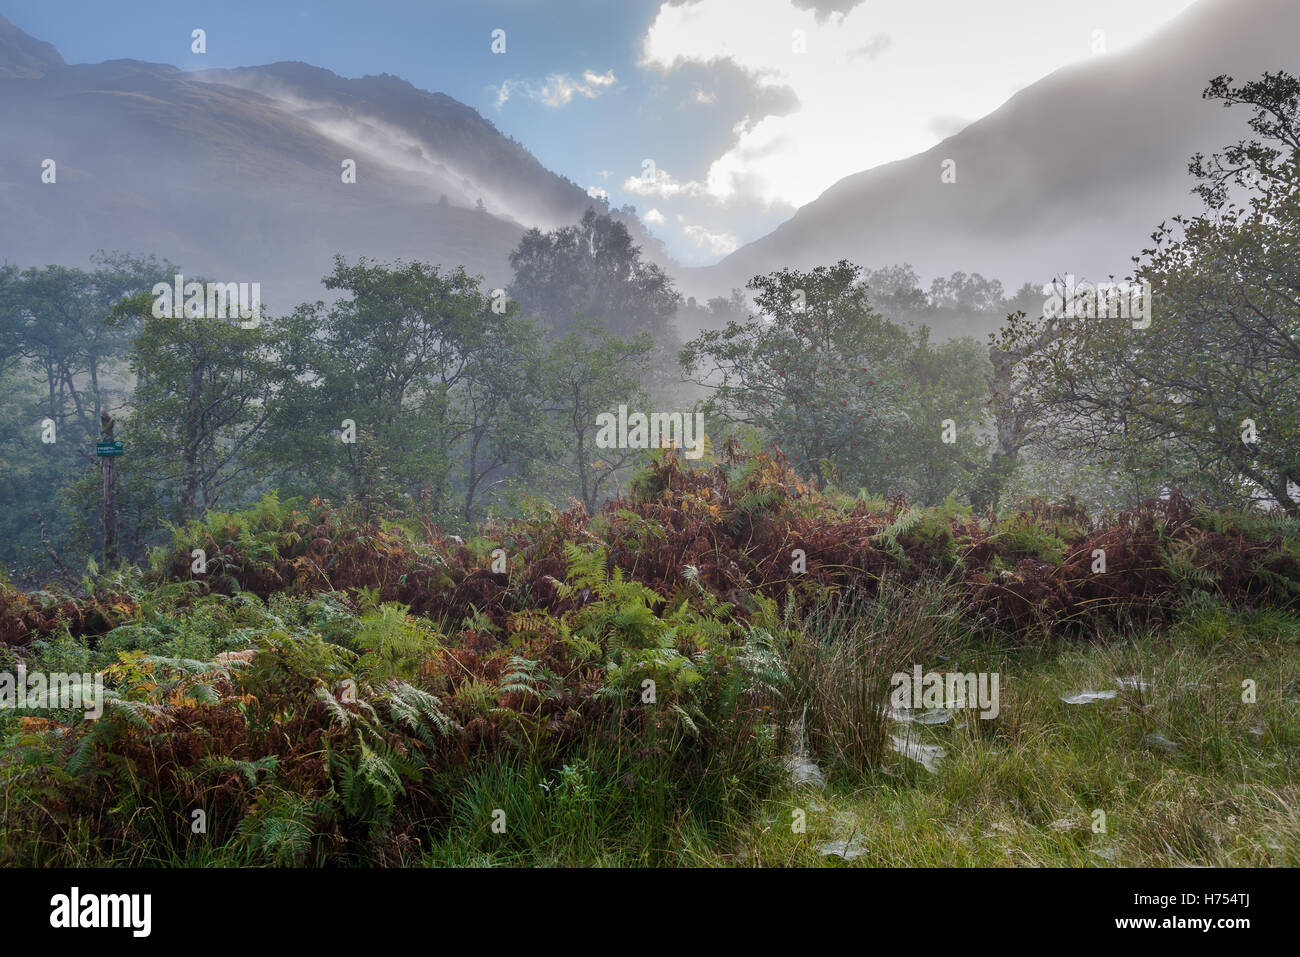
<box><xmin>993</xmin><ymin>72</ymin><xmax>1300</xmax><ymax>513</ymax></box>
<box><xmin>1</xmin><ymin>72</ymin><xmax>1298</xmax><ymax>867</ymax></box>
<box><xmin>0</xmin><ymin>450</ymin><xmax>1297</xmax><ymax>865</ymax></box>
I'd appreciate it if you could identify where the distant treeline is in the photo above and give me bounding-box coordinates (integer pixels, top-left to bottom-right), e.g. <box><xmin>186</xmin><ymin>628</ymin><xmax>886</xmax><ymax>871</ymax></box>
<box><xmin>1</xmin><ymin>72</ymin><xmax>1297</xmax><ymax>583</ymax></box>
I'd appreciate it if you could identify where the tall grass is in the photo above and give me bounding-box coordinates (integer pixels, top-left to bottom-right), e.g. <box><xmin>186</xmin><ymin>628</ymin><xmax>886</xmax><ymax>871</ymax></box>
<box><xmin>779</xmin><ymin>573</ymin><xmax>981</xmax><ymax>774</ymax></box>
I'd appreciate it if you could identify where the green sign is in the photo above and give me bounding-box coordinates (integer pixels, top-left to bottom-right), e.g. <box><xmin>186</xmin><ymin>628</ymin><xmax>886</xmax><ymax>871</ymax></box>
<box><xmin>96</xmin><ymin>441</ymin><xmax>124</xmax><ymax>457</ymax></box>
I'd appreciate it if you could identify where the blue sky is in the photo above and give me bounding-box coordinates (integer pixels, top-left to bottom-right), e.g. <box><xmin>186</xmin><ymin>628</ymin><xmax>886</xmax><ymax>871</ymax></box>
<box><xmin>2</xmin><ymin>0</ymin><xmax>1200</xmax><ymax>264</ymax></box>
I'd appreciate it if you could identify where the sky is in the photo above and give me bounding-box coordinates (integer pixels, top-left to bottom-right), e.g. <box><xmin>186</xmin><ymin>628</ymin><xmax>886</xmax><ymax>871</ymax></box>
<box><xmin>2</xmin><ymin>0</ymin><xmax>1202</xmax><ymax>264</ymax></box>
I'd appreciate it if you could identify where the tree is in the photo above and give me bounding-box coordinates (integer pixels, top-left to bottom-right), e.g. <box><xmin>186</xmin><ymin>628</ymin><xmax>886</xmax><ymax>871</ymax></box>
<box><xmin>112</xmin><ymin>287</ymin><xmax>285</xmax><ymax>523</ymax></box>
<box><xmin>680</xmin><ymin>261</ymin><xmax>911</xmax><ymax>485</ymax></box>
<box><xmin>508</xmin><ymin>208</ymin><xmax>681</xmax><ymax>342</ymax></box>
<box><xmin>676</xmin><ymin>290</ymin><xmax>749</xmax><ymax>341</ymax></box>
<box><xmin>928</xmin><ymin>271</ymin><xmax>1006</xmax><ymax>313</ymax></box>
<box><xmin>269</xmin><ymin>257</ymin><xmax>493</xmax><ymax>513</ymax></box>
<box><xmin>861</xmin><ymin>264</ymin><xmax>929</xmax><ymax>320</ymax></box>
<box><xmin>682</xmin><ymin>262</ymin><xmax>993</xmax><ymax>503</ymax></box>
<box><xmin>0</xmin><ymin>255</ymin><xmax>169</xmax><ymax>576</ymax></box>
<box><xmin>452</xmin><ymin>306</ymin><xmax>552</xmax><ymax>524</ymax></box>
<box><xmin>993</xmin><ymin>72</ymin><xmax>1300</xmax><ymax>512</ymax></box>
<box><xmin>890</xmin><ymin>329</ymin><xmax>990</xmax><ymax>506</ymax></box>
<box><xmin>3</xmin><ymin>254</ymin><xmax>168</xmax><ymax>446</ymax></box>
<box><xmin>541</xmin><ymin>316</ymin><xmax>653</xmax><ymax>511</ymax></box>
<box><xmin>0</xmin><ymin>265</ymin><xmax>21</xmax><ymax>378</ymax></box>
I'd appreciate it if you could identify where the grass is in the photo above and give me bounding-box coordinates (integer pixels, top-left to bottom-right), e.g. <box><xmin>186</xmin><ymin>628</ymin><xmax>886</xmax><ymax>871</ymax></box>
<box><xmin>285</xmin><ymin>602</ymin><xmax>1299</xmax><ymax>867</ymax></box>
<box><xmin>3</xmin><ymin>592</ymin><xmax>1297</xmax><ymax>867</ymax></box>
<box><xmin>2</xmin><ymin>463</ymin><xmax>1297</xmax><ymax>867</ymax></box>
<box><xmin>725</xmin><ymin>605</ymin><xmax>1300</xmax><ymax>867</ymax></box>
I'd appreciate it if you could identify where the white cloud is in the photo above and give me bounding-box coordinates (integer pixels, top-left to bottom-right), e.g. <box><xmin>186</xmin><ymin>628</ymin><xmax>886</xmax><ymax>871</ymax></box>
<box><xmin>494</xmin><ymin>69</ymin><xmax>617</xmax><ymax>109</ymax></box>
<box><xmin>622</xmin><ymin>165</ymin><xmax>708</xmax><ymax>200</ymax></box>
<box><xmin>587</xmin><ymin>185</ymin><xmax>609</xmax><ymax>200</ymax></box>
<box><xmin>493</xmin><ymin>79</ymin><xmax>523</xmax><ymax>109</ymax></box>
<box><xmin>639</xmin><ymin>0</ymin><xmax>1198</xmax><ymax>208</ymax></box>
<box><xmin>792</xmin><ymin>0</ymin><xmax>866</xmax><ymax>20</ymax></box>
<box><xmin>540</xmin><ymin>69</ymin><xmax>616</xmax><ymax>106</ymax></box>
<box><xmin>682</xmin><ymin>222</ymin><xmax>740</xmax><ymax>255</ymax></box>
<box><xmin>847</xmin><ymin>33</ymin><xmax>891</xmax><ymax>60</ymax></box>
<box><xmin>644</xmin><ymin>207</ymin><xmax>666</xmax><ymax>224</ymax></box>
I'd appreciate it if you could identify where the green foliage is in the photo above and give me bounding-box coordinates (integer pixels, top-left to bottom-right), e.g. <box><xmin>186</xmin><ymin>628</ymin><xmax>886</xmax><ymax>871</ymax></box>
<box><xmin>5</xmin><ymin>73</ymin><xmax>1300</xmax><ymax>867</ymax></box>
<box><xmin>871</xmin><ymin>505</ymin><xmax>926</xmax><ymax>564</ymax></box>
<box><xmin>509</xmin><ymin>208</ymin><xmax>681</xmax><ymax>342</ymax></box>
<box><xmin>990</xmin><ymin>512</ymin><xmax>1076</xmax><ymax>564</ymax></box>
<box><xmin>233</xmin><ymin>792</ymin><xmax>321</xmax><ymax>867</ymax></box>
<box><xmin>115</xmin><ymin>286</ymin><xmax>286</xmax><ymax>526</ymax></box>
<box><xmin>3</xmin><ymin>449</ymin><xmax>1300</xmax><ymax>866</ymax></box>
<box><xmin>0</xmin><ymin>254</ymin><xmax>172</xmax><ymax>577</ymax></box>
<box><xmin>681</xmin><ymin>262</ymin><xmax>992</xmax><ymax>504</ymax></box>
<box><xmin>355</xmin><ymin>602</ymin><xmax>441</xmax><ymax>680</ymax></box>
<box><xmin>542</xmin><ymin>317</ymin><xmax>655</xmax><ymax>511</ymax></box>
<box><xmin>994</xmin><ymin>71</ymin><xmax>1300</xmax><ymax>513</ymax></box>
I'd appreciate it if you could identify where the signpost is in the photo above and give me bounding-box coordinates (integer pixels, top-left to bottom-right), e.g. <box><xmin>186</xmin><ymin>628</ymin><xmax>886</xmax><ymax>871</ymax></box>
<box><xmin>99</xmin><ymin>413</ymin><xmax>118</xmax><ymax>565</ymax></box>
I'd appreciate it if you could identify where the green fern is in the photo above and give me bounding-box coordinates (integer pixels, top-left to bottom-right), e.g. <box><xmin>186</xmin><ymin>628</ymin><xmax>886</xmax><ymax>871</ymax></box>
<box><xmin>872</xmin><ymin>506</ymin><xmax>925</xmax><ymax>564</ymax></box>
<box><xmin>199</xmin><ymin>755</ymin><xmax>279</xmax><ymax>787</ymax></box>
<box><xmin>383</xmin><ymin>681</ymin><xmax>458</xmax><ymax>744</ymax></box>
<box><xmin>498</xmin><ymin>656</ymin><xmax>562</xmax><ymax>703</ymax></box>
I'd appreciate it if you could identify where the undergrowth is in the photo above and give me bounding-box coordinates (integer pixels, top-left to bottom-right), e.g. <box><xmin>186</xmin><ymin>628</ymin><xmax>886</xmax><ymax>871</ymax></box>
<box><xmin>0</xmin><ymin>448</ymin><xmax>1296</xmax><ymax>866</ymax></box>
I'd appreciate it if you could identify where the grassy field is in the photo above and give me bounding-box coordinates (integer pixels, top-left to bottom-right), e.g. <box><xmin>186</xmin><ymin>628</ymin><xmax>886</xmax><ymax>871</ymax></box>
<box><xmin>737</xmin><ymin>607</ymin><xmax>1299</xmax><ymax>868</ymax></box>
<box><xmin>401</xmin><ymin>604</ymin><xmax>1299</xmax><ymax>867</ymax></box>
<box><xmin>2</xmin><ymin>454</ymin><xmax>1297</xmax><ymax>867</ymax></box>
<box><xmin>5</xmin><ymin>594</ymin><xmax>1293</xmax><ymax>868</ymax></box>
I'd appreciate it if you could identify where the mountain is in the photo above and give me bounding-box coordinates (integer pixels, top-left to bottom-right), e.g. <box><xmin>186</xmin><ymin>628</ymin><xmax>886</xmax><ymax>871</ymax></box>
<box><xmin>6</xmin><ymin>1</ymin><xmax>1298</xmax><ymax>320</ymax></box>
<box><xmin>0</xmin><ymin>15</ymin><xmax>647</xmax><ymax>309</ymax></box>
<box><xmin>192</xmin><ymin>62</ymin><xmax>595</xmax><ymax>231</ymax></box>
<box><xmin>690</xmin><ymin>0</ymin><xmax>1300</xmax><ymax>302</ymax></box>
<box><xmin>0</xmin><ymin>12</ymin><xmax>62</xmax><ymax>77</ymax></box>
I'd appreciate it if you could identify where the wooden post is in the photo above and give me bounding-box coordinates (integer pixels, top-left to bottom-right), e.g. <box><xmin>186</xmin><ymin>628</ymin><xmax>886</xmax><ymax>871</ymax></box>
<box><xmin>100</xmin><ymin>411</ymin><xmax>117</xmax><ymax>566</ymax></box>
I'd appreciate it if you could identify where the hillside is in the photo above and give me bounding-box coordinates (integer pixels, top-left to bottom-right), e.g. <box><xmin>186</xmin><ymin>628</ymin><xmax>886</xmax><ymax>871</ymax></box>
<box><xmin>688</xmin><ymin>0</ymin><xmax>1300</xmax><ymax>299</ymax></box>
<box><xmin>0</xmin><ymin>15</ymin><xmax>652</xmax><ymax>307</ymax></box>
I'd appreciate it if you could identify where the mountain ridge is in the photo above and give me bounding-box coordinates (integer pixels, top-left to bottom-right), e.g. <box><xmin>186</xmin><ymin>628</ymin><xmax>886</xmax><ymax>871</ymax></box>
<box><xmin>5</xmin><ymin>3</ymin><xmax>1299</xmax><ymax>321</ymax></box>
<box><xmin>0</xmin><ymin>13</ymin><xmax>658</xmax><ymax>309</ymax></box>
<box><xmin>686</xmin><ymin>0</ymin><xmax>1300</xmax><ymax>300</ymax></box>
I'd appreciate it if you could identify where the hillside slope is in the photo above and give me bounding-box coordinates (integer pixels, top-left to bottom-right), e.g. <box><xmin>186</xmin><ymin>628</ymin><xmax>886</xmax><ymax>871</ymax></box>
<box><xmin>0</xmin><ymin>16</ymin><xmax>646</xmax><ymax>306</ymax></box>
<box><xmin>689</xmin><ymin>0</ymin><xmax>1300</xmax><ymax>301</ymax></box>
